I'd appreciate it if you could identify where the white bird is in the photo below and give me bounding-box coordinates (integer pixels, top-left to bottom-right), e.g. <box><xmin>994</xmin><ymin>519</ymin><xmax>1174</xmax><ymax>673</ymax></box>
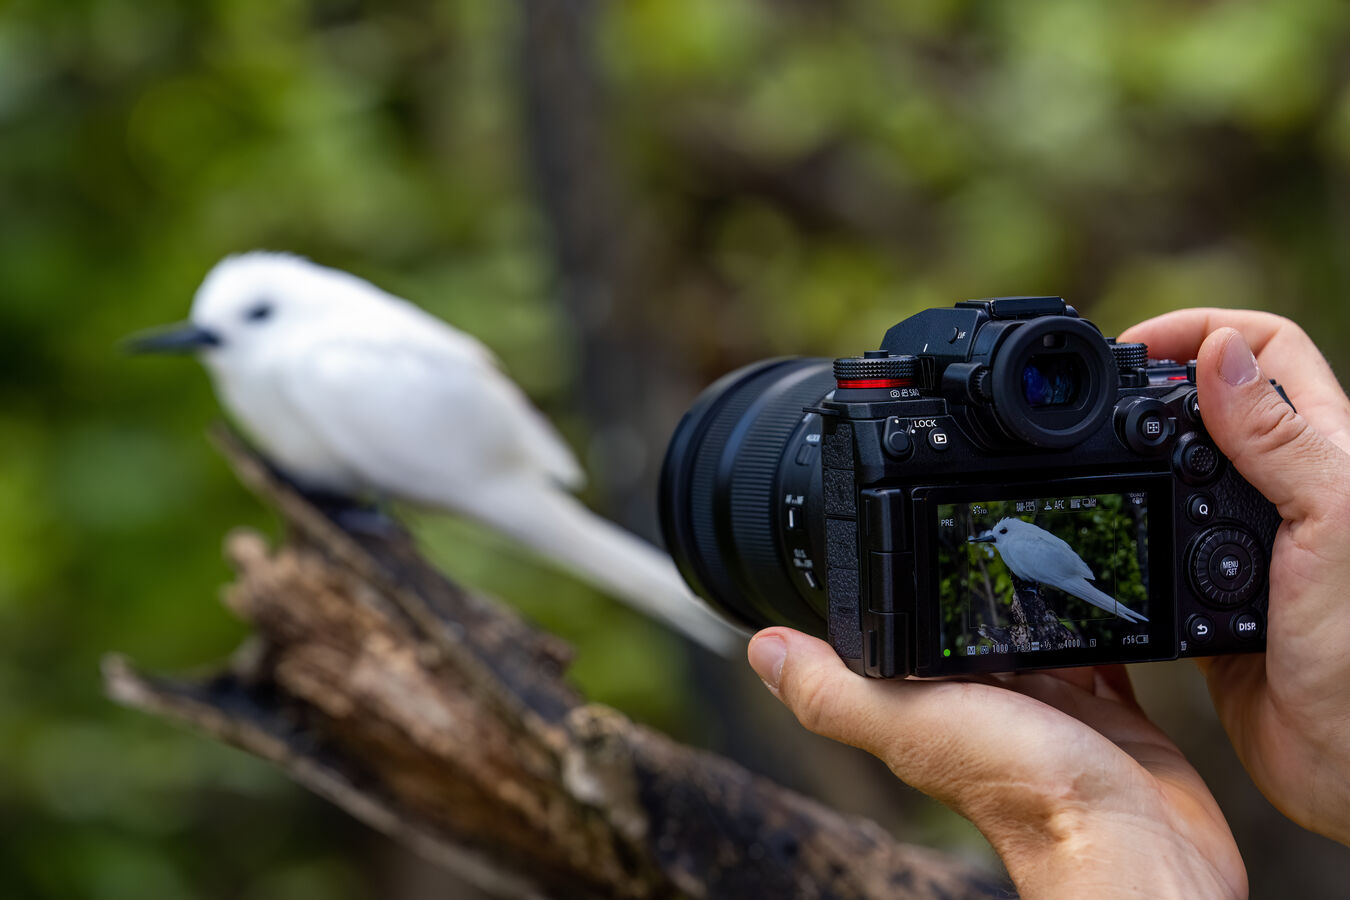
<box><xmin>968</xmin><ymin>517</ymin><xmax>1148</xmax><ymax>624</ymax></box>
<box><xmin>130</xmin><ymin>251</ymin><xmax>740</xmax><ymax>655</ymax></box>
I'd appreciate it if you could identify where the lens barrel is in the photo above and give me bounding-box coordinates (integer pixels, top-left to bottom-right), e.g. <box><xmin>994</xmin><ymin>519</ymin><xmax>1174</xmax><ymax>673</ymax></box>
<box><xmin>659</xmin><ymin>358</ymin><xmax>835</xmax><ymax>634</ymax></box>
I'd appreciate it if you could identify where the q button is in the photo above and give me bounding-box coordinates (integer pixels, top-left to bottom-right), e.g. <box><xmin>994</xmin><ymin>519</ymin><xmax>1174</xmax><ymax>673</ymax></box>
<box><xmin>1186</xmin><ymin>493</ymin><xmax>1215</xmax><ymax>525</ymax></box>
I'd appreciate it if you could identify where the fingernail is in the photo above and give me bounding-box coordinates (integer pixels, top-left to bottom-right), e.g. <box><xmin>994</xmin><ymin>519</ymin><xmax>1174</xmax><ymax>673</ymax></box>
<box><xmin>1220</xmin><ymin>330</ymin><xmax>1259</xmax><ymax>386</ymax></box>
<box><xmin>748</xmin><ymin>635</ymin><xmax>787</xmax><ymax>692</ymax></box>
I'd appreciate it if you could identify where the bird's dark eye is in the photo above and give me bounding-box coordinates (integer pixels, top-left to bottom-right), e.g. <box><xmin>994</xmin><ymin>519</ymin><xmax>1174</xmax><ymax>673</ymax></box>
<box><xmin>244</xmin><ymin>301</ymin><xmax>274</xmax><ymax>323</ymax></box>
<box><xmin>998</xmin><ymin>527</ymin><xmax>1007</xmax><ymax>534</ymax></box>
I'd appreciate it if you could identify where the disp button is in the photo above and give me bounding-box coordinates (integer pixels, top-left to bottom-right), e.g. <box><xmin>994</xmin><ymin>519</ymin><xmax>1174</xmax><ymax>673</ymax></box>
<box><xmin>1232</xmin><ymin>612</ymin><xmax>1262</xmax><ymax>642</ymax></box>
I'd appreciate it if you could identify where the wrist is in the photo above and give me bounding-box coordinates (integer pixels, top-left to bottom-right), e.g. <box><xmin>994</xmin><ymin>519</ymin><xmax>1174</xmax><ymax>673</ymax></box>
<box><xmin>991</xmin><ymin>812</ymin><xmax>1246</xmax><ymax>899</ymax></box>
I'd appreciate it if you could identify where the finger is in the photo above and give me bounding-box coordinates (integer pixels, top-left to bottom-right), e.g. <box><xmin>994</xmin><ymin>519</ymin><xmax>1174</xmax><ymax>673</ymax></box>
<box><xmin>1030</xmin><ymin>666</ymin><xmax>1096</xmax><ymax>693</ymax></box>
<box><xmin>998</xmin><ymin>665</ymin><xmax>1132</xmax><ymax>705</ymax></box>
<box><xmin>1120</xmin><ymin>308</ymin><xmax>1350</xmax><ymax>451</ymax></box>
<box><xmin>997</xmin><ymin>670</ymin><xmax>1158</xmax><ymax>749</ymax></box>
<box><xmin>747</xmin><ymin>628</ymin><xmax>1100</xmax><ymax>815</ymax></box>
<box><xmin>1094</xmin><ymin>665</ymin><xmax>1139</xmax><ymax>707</ymax></box>
<box><xmin>1194</xmin><ymin>328</ymin><xmax>1350</xmax><ymax>523</ymax></box>
<box><xmin>1119</xmin><ymin>308</ymin><xmax>1277</xmax><ymax>363</ymax></box>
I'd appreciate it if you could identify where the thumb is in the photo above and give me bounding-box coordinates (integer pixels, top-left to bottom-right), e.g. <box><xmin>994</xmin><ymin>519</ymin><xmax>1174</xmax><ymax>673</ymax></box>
<box><xmin>746</xmin><ymin>628</ymin><xmax>1089</xmax><ymax>824</ymax></box>
<box><xmin>1196</xmin><ymin>328</ymin><xmax>1350</xmax><ymax>522</ymax></box>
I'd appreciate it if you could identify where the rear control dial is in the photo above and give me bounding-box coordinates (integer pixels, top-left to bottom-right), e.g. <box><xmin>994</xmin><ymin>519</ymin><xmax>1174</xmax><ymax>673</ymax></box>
<box><xmin>1110</xmin><ymin>342</ymin><xmax>1149</xmax><ymax>370</ymax></box>
<box><xmin>1189</xmin><ymin>527</ymin><xmax>1264</xmax><ymax>609</ymax></box>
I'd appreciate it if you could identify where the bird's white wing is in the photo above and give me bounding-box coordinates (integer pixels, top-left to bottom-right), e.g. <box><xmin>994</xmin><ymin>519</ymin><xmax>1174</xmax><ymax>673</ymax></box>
<box><xmin>272</xmin><ymin>338</ymin><xmax>739</xmax><ymax>654</ymax></box>
<box><xmin>1026</xmin><ymin>527</ymin><xmax>1097</xmax><ymax>582</ymax></box>
<box><xmin>278</xmin><ymin>337</ymin><xmax>582</xmax><ymax>500</ymax></box>
<box><xmin>1011</xmin><ymin>525</ymin><xmax>1148</xmax><ymax>623</ymax></box>
<box><xmin>389</xmin><ymin>302</ymin><xmax>586</xmax><ymax>490</ymax></box>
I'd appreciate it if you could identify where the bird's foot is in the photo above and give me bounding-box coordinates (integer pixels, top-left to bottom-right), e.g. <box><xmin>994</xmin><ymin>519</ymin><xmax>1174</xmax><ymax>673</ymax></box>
<box><xmin>256</xmin><ymin>461</ymin><xmax>398</xmax><ymax>536</ymax></box>
<box><xmin>325</xmin><ymin>504</ymin><xmax>404</xmax><ymax>540</ymax></box>
<box><xmin>259</xmin><ymin>459</ymin><xmax>314</xmax><ymax>496</ymax></box>
<box><xmin>271</xmin><ymin>474</ymin><xmax>403</xmax><ymax>539</ymax></box>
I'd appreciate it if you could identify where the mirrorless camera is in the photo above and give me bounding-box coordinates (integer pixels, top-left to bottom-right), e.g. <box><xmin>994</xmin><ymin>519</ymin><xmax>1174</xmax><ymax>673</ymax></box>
<box><xmin>659</xmin><ymin>297</ymin><xmax>1282</xmax><ymax>676</ymax></box>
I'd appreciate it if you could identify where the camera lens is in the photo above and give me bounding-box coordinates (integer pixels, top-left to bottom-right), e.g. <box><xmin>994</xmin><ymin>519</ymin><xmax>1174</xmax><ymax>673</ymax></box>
<box><xmin>659</xmin><ymin>358</ymin><xmax>835</xmax><ymax>634</ymax></box>
<box><xmin>1021</xmin><ymin>354</ymin><xmax>1086</xmax><ymax>408</ymax></box>
<box><xmin>988</xmin><ymin>316</ymin><xmax>1116</xmax><ymax>448</ymax></box>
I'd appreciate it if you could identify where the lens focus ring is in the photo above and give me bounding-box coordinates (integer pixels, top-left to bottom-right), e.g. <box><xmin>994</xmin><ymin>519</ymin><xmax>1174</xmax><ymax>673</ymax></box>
<box><xmin>659</xmin><ymin>358</ymin><xmax>834</xmax><ymax>632</ymax></box>
<box><xmin>727</xmin><ymin>368</ymin><xmax>834</xmax><ymax>597</ymax></box>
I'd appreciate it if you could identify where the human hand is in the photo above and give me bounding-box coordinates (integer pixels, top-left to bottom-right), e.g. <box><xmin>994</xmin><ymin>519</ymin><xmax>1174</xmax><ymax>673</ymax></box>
<box><xmin>1119</xmin><ymin>310</ymin><xmax>1350</xmax><ymax>847</ymax></box>
<box><xmin>748</xmin><ymin>630</ymin><xmax>1246</xmax><ymax>898</ymax></box>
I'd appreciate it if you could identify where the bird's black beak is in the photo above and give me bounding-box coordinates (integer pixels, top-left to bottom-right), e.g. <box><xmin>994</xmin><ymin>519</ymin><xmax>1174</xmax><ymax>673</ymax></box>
<box><xmin>125</xmin><ymin>322</ymin><xmax>222</xmax><ymax>354</ymax></box>
<box><xmin>968</xmin><ymin>531</ymin><xmax>995</xmax><ymax>544</ymax></box>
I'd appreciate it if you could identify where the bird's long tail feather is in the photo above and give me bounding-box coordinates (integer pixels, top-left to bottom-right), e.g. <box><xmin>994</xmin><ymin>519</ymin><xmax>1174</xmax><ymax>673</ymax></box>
<box><xmin>1065</xmin><ymin>579</ymin><xmax>1149</xmax><ymax>624</ymax></box>
<box><xmin>457</xmin><ymin>478</ymin><xmax>743</xmax><ymax>655</ymax></box>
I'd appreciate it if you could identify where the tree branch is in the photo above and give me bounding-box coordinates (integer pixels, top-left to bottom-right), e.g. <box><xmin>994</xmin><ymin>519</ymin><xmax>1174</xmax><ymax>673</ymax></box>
<box><xmin>102</xmin><ymin>426</ymin><xmax>1004</xmax><ymax>898</ymax></box>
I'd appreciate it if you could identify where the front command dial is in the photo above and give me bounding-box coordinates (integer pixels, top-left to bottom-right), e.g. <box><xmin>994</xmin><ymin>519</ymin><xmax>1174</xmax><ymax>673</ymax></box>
<box><xmin>1189</xmin><ymin>526</ymin><xmax>1265</xmax><ymax>609</ymax></box>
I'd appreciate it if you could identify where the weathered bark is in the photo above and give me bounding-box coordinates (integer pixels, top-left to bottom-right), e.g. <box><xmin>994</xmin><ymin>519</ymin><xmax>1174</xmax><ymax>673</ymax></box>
<box><xmin>979</xmin><ymin>578</ymin><xmax>1080</xmax><ymax>652</ymax></box>
<box><xmin>103</xmin><ymin>427</ymin><xmax>1004</xmax><ymax>899</ymax></box>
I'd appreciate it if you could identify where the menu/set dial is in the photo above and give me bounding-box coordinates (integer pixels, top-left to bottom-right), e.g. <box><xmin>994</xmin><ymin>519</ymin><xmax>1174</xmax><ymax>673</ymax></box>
<box><xmin>1189</xmin><ymin>527</ymin><xmax>1264</xmax><ymax>609</ymax></box>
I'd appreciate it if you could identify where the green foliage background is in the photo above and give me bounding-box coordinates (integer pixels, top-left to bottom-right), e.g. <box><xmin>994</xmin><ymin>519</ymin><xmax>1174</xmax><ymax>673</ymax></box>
<box><xmin>3</xmin><ymin>0</ymin><xmax>1350</xmax><ymax>896</ymax></box>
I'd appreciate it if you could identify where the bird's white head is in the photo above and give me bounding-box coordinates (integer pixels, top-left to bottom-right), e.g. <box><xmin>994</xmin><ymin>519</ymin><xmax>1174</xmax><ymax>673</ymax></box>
<box><xmin>127</xmin><ymin>252</ymin><xmax>398</xmax><ymax>370</ymax></box>
<box><xmin>968</xmin><ymin>517</ymin><xmax>1028</xmax><ymax>546</ymax></box>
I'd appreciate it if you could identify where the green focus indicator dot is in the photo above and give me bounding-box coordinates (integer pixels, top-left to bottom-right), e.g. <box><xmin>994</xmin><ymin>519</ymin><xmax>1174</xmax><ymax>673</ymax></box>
<box><xmin>943</xmin><ymin>648</ymin><xmax>951</xmax><ymax>657</ymax></box>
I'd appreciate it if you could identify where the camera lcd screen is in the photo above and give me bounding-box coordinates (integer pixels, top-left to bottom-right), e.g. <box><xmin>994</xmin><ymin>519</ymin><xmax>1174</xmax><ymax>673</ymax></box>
<box><xmin>919</xmin><ymin>480</ymin><xmax>1174</xmax><ymax>674</ymax></box>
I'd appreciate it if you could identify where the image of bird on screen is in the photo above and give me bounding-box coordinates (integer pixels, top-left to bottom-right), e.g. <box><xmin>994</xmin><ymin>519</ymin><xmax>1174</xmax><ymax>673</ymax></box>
<box><xmin>969</xmin><ymin>518</ymin><xmax>1148</xmax><ymax>624</ymax></box>
<box><xmin>934</xmin><ymin>494</ymin><xmax>1150</xmax><ymax>656</ymax></box>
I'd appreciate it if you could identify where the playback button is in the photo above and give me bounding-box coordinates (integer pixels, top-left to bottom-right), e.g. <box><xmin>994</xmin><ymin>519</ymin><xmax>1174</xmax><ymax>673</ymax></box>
<box><xmin>927</xmin><ymin>429</ymin><xmax>950</xmax><ymax>451</ymax></box>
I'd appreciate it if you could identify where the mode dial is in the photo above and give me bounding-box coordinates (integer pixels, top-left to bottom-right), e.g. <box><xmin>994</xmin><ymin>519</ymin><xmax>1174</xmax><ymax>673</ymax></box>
<box><xmin>833</xmin><ymin>352</ymin><xmax>918</xmax><ymax>389</ymax></box>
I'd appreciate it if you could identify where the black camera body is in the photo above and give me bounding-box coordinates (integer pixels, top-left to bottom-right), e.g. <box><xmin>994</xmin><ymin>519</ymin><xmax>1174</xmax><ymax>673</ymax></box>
<box><xmin>660</xmin><ymin>297</ymin><xmax>1282</xmax><ymax>677</ymax></box>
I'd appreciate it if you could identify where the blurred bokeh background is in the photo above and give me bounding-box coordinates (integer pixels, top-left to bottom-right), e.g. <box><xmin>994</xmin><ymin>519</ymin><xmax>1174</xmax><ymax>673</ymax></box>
<box><xmin>4</xmin><ymin>0</ymin><xmax>1350</xmax><ymax>896</ymax></box>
